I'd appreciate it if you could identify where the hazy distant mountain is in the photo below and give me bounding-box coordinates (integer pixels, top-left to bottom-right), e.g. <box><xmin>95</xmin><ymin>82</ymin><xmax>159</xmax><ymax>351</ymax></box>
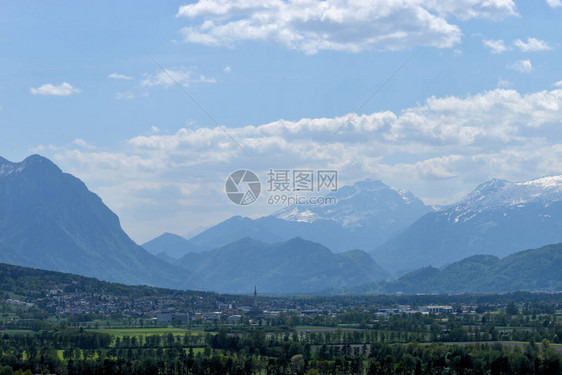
<box><xmin>374</xmin><ymin>177</ymin><xmax>562</xmax><ymax>272</ymax></box>
<box><xmin>0</xmin><ymin>155</ymin><xmax>185</xmax><ymax>288</ymax></box>
<box><xmin>183</xmin><ymin>215</ymin><xmax>349</xmax><ymax>252</ymax></box>
<box><xmin>149</xmin><ymin>180</ymin><xmax>433</xmax><ymax>257</ymax></box>
<box><xmin>184</xmin><ymin>216</ymin><xmax>285</xmax><ymax>248</ymax></box>
<box><xmin>362</xmin><ymin>243</ymin><xmax>562</xmax><ymax>294</ymax></box>
<box><xmin>143</xmin><ymin>232</ymin><xmax>209</xmax><ymax>259</ymax></box>
<box><xmin>177</xmin><ymin>237</ymin><xmax>389</xmax><ymax>294</ymax></box>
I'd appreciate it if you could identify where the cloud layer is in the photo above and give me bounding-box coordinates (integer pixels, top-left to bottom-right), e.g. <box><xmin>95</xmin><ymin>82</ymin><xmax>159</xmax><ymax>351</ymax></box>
<box><xmin>177</xmin><ymin>0</ymin><xmax>517</xmax><ymax>54</ymax></box>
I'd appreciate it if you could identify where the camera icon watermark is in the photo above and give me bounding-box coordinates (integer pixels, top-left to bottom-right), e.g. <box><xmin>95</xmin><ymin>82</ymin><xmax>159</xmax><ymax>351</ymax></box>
<box><xmin>225</xmin><ymin>169</ymin><xmax>338</xmax><ymax>206</ymax></box>
<box><xmin>225</xmin><ymin>170</ymin><xmax>261</xmax><ymax>206</ymax></box>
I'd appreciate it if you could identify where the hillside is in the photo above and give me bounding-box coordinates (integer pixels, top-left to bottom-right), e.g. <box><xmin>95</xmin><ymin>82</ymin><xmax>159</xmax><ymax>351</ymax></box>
<box><xmin>364</xmin><ymin>243</ymin><xmax>562</xmax><ymax>294</ymax></box>
<box><xmin>0</xmin><ymin>155</ymin><xmax>186</xmax><ymax>288</ymax></box>
<box><xmin>0</xmin><ymin>262</ymin><xmax>175</xmax><ymax>299</ymax></box>
<box><xmin>178</xmin><ymin>237</ymin><xmax>389</xmax><ymax>294</ymax></box>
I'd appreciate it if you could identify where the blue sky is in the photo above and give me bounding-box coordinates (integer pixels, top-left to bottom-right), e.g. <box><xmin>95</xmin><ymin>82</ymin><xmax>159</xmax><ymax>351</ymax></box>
<box><xmin>1</xmin><ymin>0</ymin><xmax>561</xmax><ymax>242</ymax></box>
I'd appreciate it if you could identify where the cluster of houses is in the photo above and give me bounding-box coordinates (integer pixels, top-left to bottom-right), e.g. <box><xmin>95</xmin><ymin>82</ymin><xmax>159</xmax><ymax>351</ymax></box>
<box><xmin>3</xmin><ymin>282</ymin><xmax>475</xmax><ymax>326</ymax></box>
<box><xmin>375</xmin><ymin>305</ymin><xmax>455</xmax><ymax>316</ymax></box>
<box><xmin>5</xmin><ymin>299</ymin><xmax>34</xmax><ymax>308</ymax></box>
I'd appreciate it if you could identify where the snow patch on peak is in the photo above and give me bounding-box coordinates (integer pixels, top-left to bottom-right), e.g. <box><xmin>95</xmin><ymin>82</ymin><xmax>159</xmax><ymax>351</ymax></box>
<box><xmin>0</xmin><ymin>158</ymin><xmax>16</xmax><ymax>177</ymax></box>
<box><xmin>0</xmin><ymin>156</ymin><xmax>12</xmax><ymax>165</ymax></box>
<box><xmin>448</xmin><ymin>175</ymin><xmax>562</xmax><ymax>223</ymax></box>
<box><xmin>520</xmin><ymin>175</ymin><xmax>562</xmax><ymax>189</ymax></box>
<box><xmin>275</xmin><ymin>207</ymin><xmax>320</xmax><ymax>223</ymax></box>
<box><xmin>0</xmin><ymin>155</ymin><xmax>61</xmax><ymax>177</ymax></box>
<box><xmin>397</xmin><ymin>189</ymin><xmax>415</xmax><ymax>204</ymax></box>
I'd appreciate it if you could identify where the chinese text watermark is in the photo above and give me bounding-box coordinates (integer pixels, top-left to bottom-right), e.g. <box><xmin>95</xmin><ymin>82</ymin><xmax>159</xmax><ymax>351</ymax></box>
<box><xmin>225</xmin><ymin>169</ymin><xmax>338</xmax><ymax>206</ymax></box>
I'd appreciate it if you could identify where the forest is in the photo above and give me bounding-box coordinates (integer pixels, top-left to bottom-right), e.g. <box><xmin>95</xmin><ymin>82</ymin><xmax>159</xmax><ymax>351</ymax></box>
<box><xmin>1</xmin><ymin>311</ymin><xmax>562</xmax><ymax>374</ymax></box>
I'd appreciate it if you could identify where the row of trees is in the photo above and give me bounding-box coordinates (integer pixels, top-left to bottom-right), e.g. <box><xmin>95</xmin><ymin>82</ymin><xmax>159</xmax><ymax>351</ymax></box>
<box><xmin>1</xmin><ymin>325</ymin><xmax>562</xmax><ymax>374</ymax></box>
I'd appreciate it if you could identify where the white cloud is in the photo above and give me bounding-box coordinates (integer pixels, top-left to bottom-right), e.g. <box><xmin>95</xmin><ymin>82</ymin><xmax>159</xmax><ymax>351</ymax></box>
<box><xmin>224</xmin><ymin>66</ymin><xmax>231</xmax><ymax>73</ymax></box>
<box><xmin>197</xmin><ymin>75</ymin><xmax>216</xmax><ymax>84</ymax></box>
<box><xmin>426</xmin><ymin>0</ymin><xmax>517</xmax><ymax>20</ymax></box>
<box><xmin>73</xmin><ymin>139</ymin><xmax>96</xmax><ymax>149</ymax></box>
<box><xmin>497</xmin><ymin>79</ymin><xmax>511</xmax><ymax>88</ymax></box>
<box><xmin>115</xmin><ymin>91</ymin><xmax>135</xmax><ymax>100</ymax></box>
<box><xmin>108</xmin><ymin>73</ymin><xmax>133</xmax><ymax>80</ymax></box>
<box><xmin>482</xmin><ymin>39</ymin><xmax>509</xmax><ymax>54</ymax></box>
<box><xmin>507</xmin><ymin>59</ymin><xmax>532</xmax><ymax>73</ymax></box>
<box><xmin>483</xmin><ymin>37</ymin><xmax>552</xmax><ymax>54</ymax></box>
<box><xmin>546</xmin><ymin>0</ymin><xmax>562</xmax><ymax>8</ymax></box>
<box><xmin>142</xmin><ymin>69</ymin><xmax>191</xmax><ymax>88</ymax></box>
<box><xmin>30</xmin><ymin>82</ymin><xmax>81</xmax><ymax>96</ymax></box>
<box><xmin>514</xmin><ymin>37</ymin><xmax>552</xmax><ymax>52</ymax></box>
<box><xmin>56</xmin><ymin>87</ymin><xmax>562</xmax><ymax>170</ymax></box>
<box><xmin>176</xmin><ymin>0</ymin><xmax>516</xmax><ymax>54</ymax></box>
<box><xmin>554</xmin><ymin>80</ymin><xmax>562</xmax><ymax>87</ymax></box>
<box><xmin>141</xmin><ymin>68</ymin><xmax>215</xmax><ymax>88</ymax></box>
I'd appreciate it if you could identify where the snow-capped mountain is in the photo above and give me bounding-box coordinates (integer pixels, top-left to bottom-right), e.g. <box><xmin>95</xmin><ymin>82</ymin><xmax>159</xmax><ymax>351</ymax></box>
<box><xmin>450</xmin><ymin>177</ymin><xmax>562</xmax><ymax>222</ymax></box>
<box><xmin>273</xmin><ymin>180</ymin><xmax>430</xmax><ymax>231</ymax></box>
<box><xmin>146</xmin><ymin>180</ymin><xmax>433</xmax><ymax>256</ymax></box>
<box><xmin>374</xmin><ymin>175</ymin><xmax>562</xmax><ymax>273</ymax></box>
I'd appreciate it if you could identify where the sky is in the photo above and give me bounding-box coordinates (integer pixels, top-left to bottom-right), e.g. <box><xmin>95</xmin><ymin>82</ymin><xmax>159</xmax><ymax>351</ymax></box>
<box><xmin>0</xmin><ymin>0</ymin><xmax>561</xmax><ymax>243</ymax></box>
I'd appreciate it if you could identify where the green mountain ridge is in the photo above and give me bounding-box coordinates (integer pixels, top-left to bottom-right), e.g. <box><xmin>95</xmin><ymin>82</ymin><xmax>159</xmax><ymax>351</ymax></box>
<box><xmin>177</xmin><ymin>237</ymin><xmax>389</xmax><ymax>294</ymax></box>
<box><xmin>362</xmin><ymin>243</ymin><xmax>562</xmax><ymax>294</ymax></box>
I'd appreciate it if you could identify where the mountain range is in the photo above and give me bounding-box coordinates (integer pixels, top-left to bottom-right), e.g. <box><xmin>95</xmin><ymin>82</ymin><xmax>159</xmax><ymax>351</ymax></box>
<box><xmin>0</xmin><ymin>155</ymin><xmax>389</xmax><ymax>293</ymax></box>
<box><xmin>373</xmin><ymin>177</ymin><xmax>562</xmax><ymax>272</ymax></box>
<box><xmin>358</xmin><ymin>242</ymin><xmax>562</xmax><ymax>294</ymax></box>
<box><xmin>3</xmin><ymin>154</ymin><xmax>562</xmax><ymax>295</ymax></box>
<box><xmin>143</xmin><ymin>180</ymin><xmax>433</xmax><ymax>257</ymax></box>
<box><xmin>147</xmin><ymin>174</ymin><xmax>562</xmax><ymax>279</ymax></box>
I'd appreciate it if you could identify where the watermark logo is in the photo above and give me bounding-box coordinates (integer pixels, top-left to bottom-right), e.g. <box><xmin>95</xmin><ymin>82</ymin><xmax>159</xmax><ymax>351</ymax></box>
<box><xmin>267</xmin><ymin>169</ymin><xmax>337</xmax><ymax>192</ymax></box>
<box><xmin>225</xmin><ymin>170</ymin><xmax>261</xmax><ymax>206</ymax></box>
<box><xmin>225</xmin><ymin>169</ymin><xmax>338</xmax><ymax>206</ymax></box>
